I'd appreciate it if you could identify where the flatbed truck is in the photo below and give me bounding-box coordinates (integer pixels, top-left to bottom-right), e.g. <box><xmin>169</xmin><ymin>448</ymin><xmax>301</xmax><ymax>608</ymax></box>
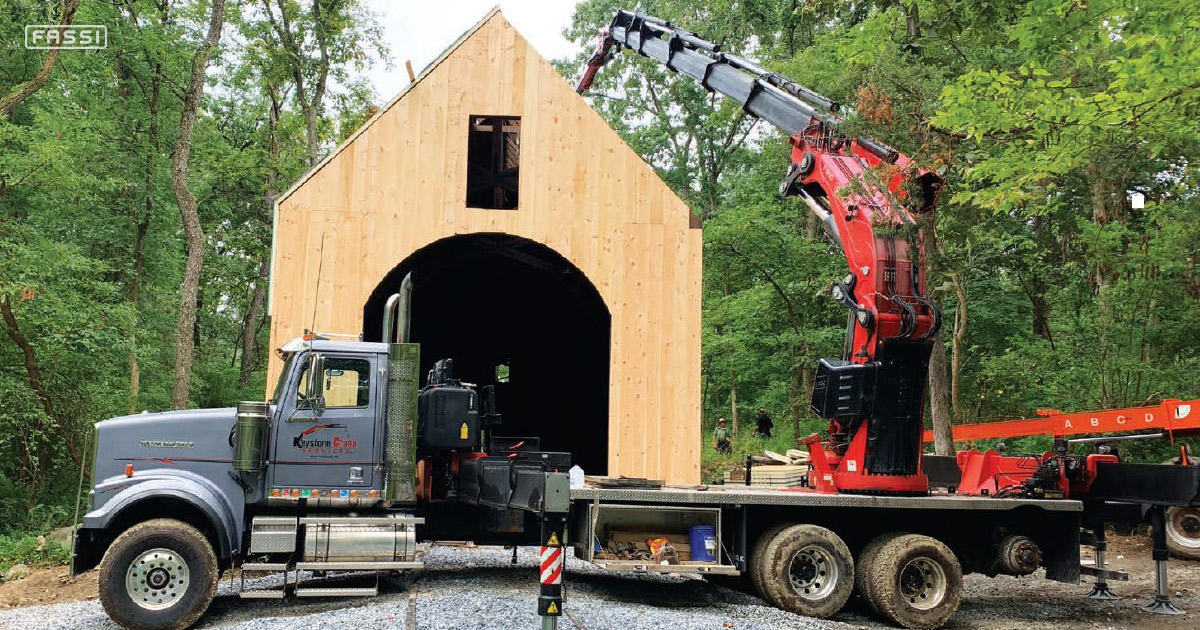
<box><xmin>70</xmin><ymin>320</ymin><xmax>1196</xmax><ymax>630</ymax></box>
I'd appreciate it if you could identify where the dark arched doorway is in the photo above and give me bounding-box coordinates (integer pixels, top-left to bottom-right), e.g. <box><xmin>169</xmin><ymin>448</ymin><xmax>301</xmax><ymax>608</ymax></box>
<box><xmin>363</xmin><ymin>234</ymin><xmax>611</xmax><ymax>474</ymax></box>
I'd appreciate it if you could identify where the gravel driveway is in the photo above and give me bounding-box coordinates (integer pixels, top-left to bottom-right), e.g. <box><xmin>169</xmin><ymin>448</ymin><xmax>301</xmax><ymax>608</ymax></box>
<box><xmin>1</xmin><ymin>538</ymin><xmax>1197</xmax><ymax>630</ymax></box>
<box><xmin>0</xmin><ymin>546</ymin><xmax>853</xmax><ymax>630</ymax></box>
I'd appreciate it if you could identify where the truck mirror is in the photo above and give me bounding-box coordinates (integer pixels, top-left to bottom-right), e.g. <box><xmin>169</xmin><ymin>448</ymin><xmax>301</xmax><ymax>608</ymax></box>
<box><xmin>302</xmin><ymin>353</ymin><xmax>326</xmax><ymax>416</ymax></box>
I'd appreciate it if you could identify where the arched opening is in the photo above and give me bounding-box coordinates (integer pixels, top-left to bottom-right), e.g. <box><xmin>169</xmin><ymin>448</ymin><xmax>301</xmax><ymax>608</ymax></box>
<box><xmin>363</xmin><ymin>234</ymin><xmax>611</xmax><ymax>474</ymax></box>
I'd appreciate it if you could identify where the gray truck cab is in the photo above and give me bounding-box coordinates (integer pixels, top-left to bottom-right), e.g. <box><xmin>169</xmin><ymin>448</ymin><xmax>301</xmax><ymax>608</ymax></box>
<box><xmin>73</xmin><ymin>338</ymin><xmax>394</xmax><ymax>572</ymax></box>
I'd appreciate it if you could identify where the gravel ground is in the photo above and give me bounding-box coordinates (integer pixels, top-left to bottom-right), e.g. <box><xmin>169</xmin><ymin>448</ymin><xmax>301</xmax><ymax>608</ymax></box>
<box><xmin>0</xmin><ymin>539</ymin><xmax>1197</xmax><ymax>630</ymax></box>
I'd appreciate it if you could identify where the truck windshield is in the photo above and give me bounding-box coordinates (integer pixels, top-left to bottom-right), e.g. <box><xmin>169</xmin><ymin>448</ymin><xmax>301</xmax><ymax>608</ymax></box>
<box><xmin>270</xmin><ymin>353</ymin><xmax>297</xmax><ymax>404</ymax></box>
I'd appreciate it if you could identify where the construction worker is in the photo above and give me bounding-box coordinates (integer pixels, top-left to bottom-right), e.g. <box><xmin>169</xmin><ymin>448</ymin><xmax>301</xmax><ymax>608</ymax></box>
<box><xmin>713</xmin><ymin>417</ymin><xmax>731</xmax><ymax>453</ymax></box>
<box><xmin>753</xmin><ymin>407</ymin><xmax>774</xmax><ymax>439</ymax></box>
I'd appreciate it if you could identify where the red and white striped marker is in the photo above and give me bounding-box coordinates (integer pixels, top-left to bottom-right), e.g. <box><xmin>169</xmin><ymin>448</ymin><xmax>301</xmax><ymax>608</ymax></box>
<box><xmin>539</xmin><ymin>545</ymin><xmax>563</xmax><ymax>585</ymax></box>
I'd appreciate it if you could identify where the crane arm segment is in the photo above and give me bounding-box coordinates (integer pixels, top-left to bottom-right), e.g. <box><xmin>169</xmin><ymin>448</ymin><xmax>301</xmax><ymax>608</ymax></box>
<box><xmin>921</xmin><ymin>399</ymin><xmax>1200</xmax><ymax>443</ymax></box>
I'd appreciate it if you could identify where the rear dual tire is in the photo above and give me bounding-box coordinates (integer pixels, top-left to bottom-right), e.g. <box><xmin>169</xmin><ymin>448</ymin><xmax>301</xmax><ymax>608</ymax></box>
<box><xmin>752</xmin><ymin>524</ymin><xmax>854</xmax><ymax>619</ymax></box>
<box><xmin>857</xmin><ymin>533</ymin><xmax>962</xmax><ymax>629</ymax></box>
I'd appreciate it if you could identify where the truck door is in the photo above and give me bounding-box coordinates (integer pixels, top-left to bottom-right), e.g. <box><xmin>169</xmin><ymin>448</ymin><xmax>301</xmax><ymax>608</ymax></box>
<box><xmin>271</xmin><ymin>354</ymin><xmax>378</xmax><ymax>492</ymax></box>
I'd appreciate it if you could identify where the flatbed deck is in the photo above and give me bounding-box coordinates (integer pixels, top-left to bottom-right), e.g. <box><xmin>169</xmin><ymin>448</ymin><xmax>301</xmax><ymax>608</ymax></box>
<box><xmin>570</xmin><ymin>485</ymin><xmax>1083</xmax><ymax>512</ymax></box>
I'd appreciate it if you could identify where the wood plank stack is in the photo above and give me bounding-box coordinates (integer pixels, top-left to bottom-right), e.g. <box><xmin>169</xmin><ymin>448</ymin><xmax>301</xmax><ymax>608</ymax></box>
<box><xmin>584</xmin><ymin>476</ymin><xmax>664</xmax><ymax>489</ymax></box>
<box><xmin>724</xmin><ymin>464</ymin><xmax>808</xmax><ymax>488</ymax></box>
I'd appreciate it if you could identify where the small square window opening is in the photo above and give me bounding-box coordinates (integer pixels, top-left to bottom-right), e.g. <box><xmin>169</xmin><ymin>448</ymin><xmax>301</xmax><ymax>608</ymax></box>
<box><xmin>466</xmin><ymin>115</ymin><xmax>520</xmax><ymax>209</ymax></box>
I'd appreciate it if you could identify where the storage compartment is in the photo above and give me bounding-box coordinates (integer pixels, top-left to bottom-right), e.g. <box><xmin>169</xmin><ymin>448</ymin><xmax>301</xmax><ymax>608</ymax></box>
<box><xmin>418</xmin><ymin>385</ymin><xmax>479</xmax><ymax>450</ymax></box>
<box><xmin>575</xmin><ymin>503</ymin><xmax>737</xmax><ymax>575</ymax></box>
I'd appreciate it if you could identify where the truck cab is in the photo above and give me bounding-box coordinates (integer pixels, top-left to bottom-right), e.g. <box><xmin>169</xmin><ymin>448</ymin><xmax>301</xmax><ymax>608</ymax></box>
<box><xmin>264</xmin><ymin>338</ymin><xmax>390</xmax><ymax>503</ymax></box>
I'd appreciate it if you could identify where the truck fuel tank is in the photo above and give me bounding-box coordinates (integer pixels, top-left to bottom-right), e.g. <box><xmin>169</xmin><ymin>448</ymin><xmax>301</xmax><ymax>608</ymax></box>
<box><xmin>301</xmin><ymin>515</ymin><xmax>420</xmax><ymax>563</ymax></box>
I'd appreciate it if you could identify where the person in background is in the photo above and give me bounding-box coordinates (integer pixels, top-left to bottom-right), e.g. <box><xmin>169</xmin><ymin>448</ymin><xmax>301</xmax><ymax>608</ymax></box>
<box><xmin>753</xmin><ymin>407</ymin><xmax>774</xmax><ymax>438</ymax></box>
<box><xmin>713</xmin><ymin>417</ymin><xmax>732</xmax><ymax>453</ymax></box>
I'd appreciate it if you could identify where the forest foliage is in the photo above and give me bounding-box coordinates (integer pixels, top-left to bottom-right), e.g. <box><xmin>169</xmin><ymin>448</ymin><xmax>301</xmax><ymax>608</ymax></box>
<box><xmin>0</xmin><ymin>0</ymin><xmax>1198</xmax><ymax>534</ymax></box>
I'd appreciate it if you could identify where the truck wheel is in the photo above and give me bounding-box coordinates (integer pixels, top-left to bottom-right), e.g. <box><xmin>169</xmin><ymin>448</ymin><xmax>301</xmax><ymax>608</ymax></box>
<box><xmin>749</xmin><ymin>524</ymin><xmax>789</xmax><ymax>601</ymax></box>
<box><xmin>759</xmin><ymin>524</ymin><xmax>854</xmax><ymax>618</ymax></box>
<box><xmin>1167</xmin><ymin>507</ymin><xmax>1200</xmax><ymax>561</ymax></box>
<box><xmin>854</xmin><ymin>532</ymin><xmax>904</xmax><ymax>615</ymax></box>
<box><xmin>98</xmin><ymin>519</ymin><xmax>219</xmax><ymax>630</ymax></box>
<box><xmin>862</xmin><ymin>534</ymin><xmax>961</xmax><ymax>629</ymax></box>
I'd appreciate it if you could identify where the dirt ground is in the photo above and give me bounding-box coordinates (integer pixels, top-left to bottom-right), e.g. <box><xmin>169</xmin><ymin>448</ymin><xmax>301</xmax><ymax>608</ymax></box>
<box><xmin>1</xmin><ymin>533</ymin><xmax>1198</xmax><ymax>629</ymax></box>
<box><xmin>0</xmin><ymin>566</ymin><xmax>97</xmax><ymax>610</ymax></box>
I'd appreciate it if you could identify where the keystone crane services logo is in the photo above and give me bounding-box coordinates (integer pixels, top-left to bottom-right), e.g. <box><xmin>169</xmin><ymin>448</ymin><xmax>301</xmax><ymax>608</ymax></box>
<box><xmin>292</xmin><ymin>423</ymin><xmax>358</xmax><ymax>457</ymax></box>
<box><xmin>25</xmin><ymin>25</ymin><xmax>107</xmax><ymax>50</ymax></box>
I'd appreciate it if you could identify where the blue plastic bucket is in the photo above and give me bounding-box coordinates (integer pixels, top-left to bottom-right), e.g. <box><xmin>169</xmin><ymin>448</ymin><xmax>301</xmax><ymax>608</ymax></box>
<box><xmin>689</xmin><ymin>525</ymin><xmax>717</xmax><ymax>562</ymax></box>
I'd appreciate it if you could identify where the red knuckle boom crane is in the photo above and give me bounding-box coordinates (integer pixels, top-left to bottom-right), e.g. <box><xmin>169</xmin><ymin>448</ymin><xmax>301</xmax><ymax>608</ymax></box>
<box><xmin>578</xmin><ymin>10</ymin><xmax>946</xmax><ymax>494</ymax></box>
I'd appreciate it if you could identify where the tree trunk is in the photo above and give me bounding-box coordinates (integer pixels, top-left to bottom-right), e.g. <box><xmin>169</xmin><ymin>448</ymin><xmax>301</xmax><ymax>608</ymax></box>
<box><xmin>240</xmin><ymin>84</ymin><xmax>283</xmax><ymax>388</ymax></box>
<box><xmin>920</xmin><ymin>199</ymin><xmax>953</xmax><ymax>454</ymax></box>
<box><xmin>791</xmin><ymin>361</ymin><xmax>809</xmax><ymax>444</ymax></box>
<box><xmin>905</xmin><ymin>2</ymin><xmax>921</xmax><ymax>41</ymax></box>
<box><xmin>0</xmin><ymin>0</ymin><xmax>81</xmax><ymax>119</ymax></box>
<box><xmin>170</xmin><ymin>0</ymin><xmax>226</xmax><ymax>409</ymax></box>
<box><xmin>927</xmin><ymin>329</ymin><xmax>954</xmax><ymax>456</ymax></box>
<box><xmin>303</xmin><ymin>106</ymin><xmax>320</xmax><ymax>167</ymax></box>
<box><xmin>1029</xmin><ymin>275</ymin><xmax>1054</xmax><ymax>346</ymax></box>
<box><xmin>266</xmin><ymin>0</ymin><xmax>330</xmax><ymax>167</ymax></box>
<box><xmin>239</xmin><ymin>257</ymin><xmax>269</xmax><ymax>387</ymax></box>
<box><xmin>1087</xmin><ymin>164</ymin><xmax>1129</xmax><ymax>405</ymax></box>
<box><xmin>730</xmin><ymin>373</ymin><xmax>739</xmax><ymax>436</ymax></box>
<box><xmin>127</xmin><ymin>57</ymin><xmax>161</xmax><ymax>414</ymax></box>
<box><xmin>1027</xmin><ymin>215</ymin><xmax>1055</xmax><ymax>347</ymax></box>
<box><xmin>950</xmin><ymin>272</ymin><xmax>968</xmax><ymax>418</ymax></box>
<box><xmin>1</xmin><ymin>298</ymin><xmax>82</xmax><ymax>465</ymax></box>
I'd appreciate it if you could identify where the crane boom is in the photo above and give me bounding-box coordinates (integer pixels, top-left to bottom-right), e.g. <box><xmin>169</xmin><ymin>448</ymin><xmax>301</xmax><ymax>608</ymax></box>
<box><xmin>579</xmin><ymin>10</ymin><xmax>948</xmax><ymax>495</ymax></box>
<box><xmin>578</xmin><ymin>11</ymin><xmax>898</xmax><ymax>162</ymax></box>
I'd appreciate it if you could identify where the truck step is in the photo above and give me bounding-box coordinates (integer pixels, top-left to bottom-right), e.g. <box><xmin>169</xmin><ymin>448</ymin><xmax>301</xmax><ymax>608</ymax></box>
<box><xmin>239</xmin><ymin>590</ymin><xmax>286</xmax><ymax>599</ymax></box>
<box><xmin>295</xmin><ymin>586</ymin><xmax>378</xmax><ymax>597</ymax></box>
<box><xmin>591</xmin><ymin>560</ymin><xmax>740</xmax><ymax>575</ymax></box>
<box><xmin>242</xmin><ymin>562</ymin><xmax>289</xmax><ymax>571</ymax></box>
<box><xmin>295</xmin><ymin>561</ymin><xmax>423</xmax><ymax>571</ymax></box>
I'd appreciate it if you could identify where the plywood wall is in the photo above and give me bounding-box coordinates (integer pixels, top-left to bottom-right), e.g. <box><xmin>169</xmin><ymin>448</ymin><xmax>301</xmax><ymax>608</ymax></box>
<box><xmin>268</xmin><ymin>10</ymin><xmax>703</xmax><ymax>483</ymax></box>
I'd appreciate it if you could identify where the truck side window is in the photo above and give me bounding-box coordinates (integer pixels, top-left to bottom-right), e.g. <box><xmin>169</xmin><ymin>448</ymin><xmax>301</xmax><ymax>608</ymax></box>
<box><xmin>296</xmin><ymin>357</ymin><xmax>371</xmax><ymax>408</ymax></box>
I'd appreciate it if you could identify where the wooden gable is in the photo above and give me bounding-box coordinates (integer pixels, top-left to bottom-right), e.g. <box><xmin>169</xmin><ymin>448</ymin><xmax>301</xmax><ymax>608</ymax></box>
<box><xmin>269</xmin><ymin>9</ymin><xmax>702</xmax><ymax>483</ymax></box>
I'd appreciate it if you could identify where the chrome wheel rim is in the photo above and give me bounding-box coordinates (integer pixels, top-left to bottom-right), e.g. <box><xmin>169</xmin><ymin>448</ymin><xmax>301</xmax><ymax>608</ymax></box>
<box><xmin>125</xmin><ymin>548</ymin><xmax>189</xmax><ymax>610</ymax></box>
<box><xmin>1168</xmin><ymin>507</ymin><xmax>1200</xmax><ymax>550</ymax></box>
<box><xmin>900</xmin><ymin>557</ymin><xmax>946</xmax><ymax>611</ymax></box>
<box><xmin>787</xmin><ymin>544</ymin><xmax>838</xmax><ymax>601</ymax></box>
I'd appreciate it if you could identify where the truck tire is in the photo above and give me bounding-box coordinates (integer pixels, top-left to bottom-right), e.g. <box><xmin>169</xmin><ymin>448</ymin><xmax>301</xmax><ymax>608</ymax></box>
<box><xmin>98</xmin><ymin>518</ymin><xmax>219</xmax><ymax>630</ymax></box>
<box><xmin>862</xmin><ymin>534</ymin><xmax>961</xmax><ymax>629</ymax></box>
<box><xmin>854</xmin><ymin>532</ymin><xmax>904</xmax><ymax>615</ymax></box>
<box><xmin>1166</xmin><ymin>507</ymin><xmax>1200</xmax><ymax>561</ymax></box>
<box><xmin>758</xmin><ymin>524</ymin><xmax>854</xmax><ymax>619</ymax></box>
<box><xmin>749</xmin><ymin>524</ymin><xmax>789</xmax><ymax>601</ymax></box>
